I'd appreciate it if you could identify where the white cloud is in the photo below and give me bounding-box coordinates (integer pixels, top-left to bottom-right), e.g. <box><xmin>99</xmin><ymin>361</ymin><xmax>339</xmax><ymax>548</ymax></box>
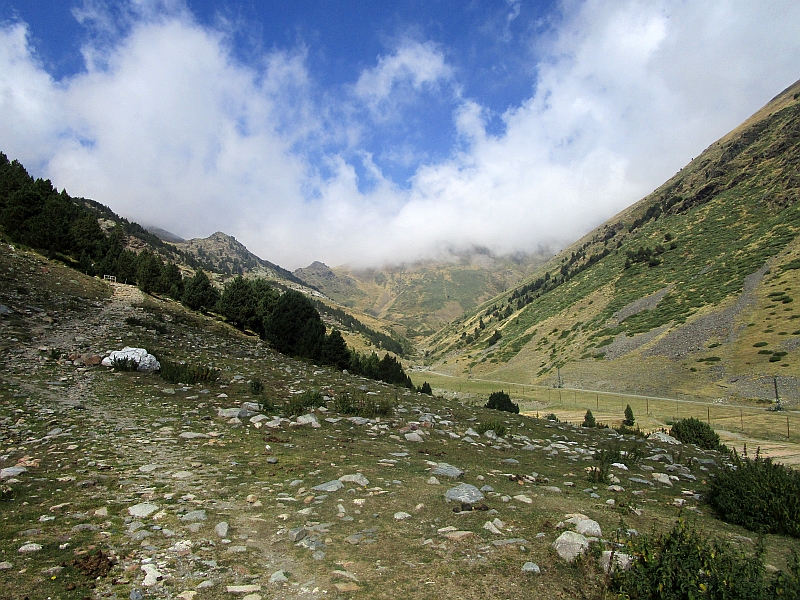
<box><xmin>354</xmin><ymin>41</ymin><xmax>453</xmax><ymax>119</ymax></box>
<box><xmin>0</xmin><ymin>1</ymin><xmax>799</xmax><ymax>270</ymax></box>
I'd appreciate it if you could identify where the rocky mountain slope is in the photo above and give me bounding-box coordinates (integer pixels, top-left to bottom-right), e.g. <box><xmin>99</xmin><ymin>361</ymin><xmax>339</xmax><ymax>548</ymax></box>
<box><xmin>2</xmin><ymin>242</ymin><xmax>798</xmax><ymax>598</ymax></box>
<box><xmin>424</xmin><ymin>79</ymin><xmax>800</xmax><ymax>404</ymax></box>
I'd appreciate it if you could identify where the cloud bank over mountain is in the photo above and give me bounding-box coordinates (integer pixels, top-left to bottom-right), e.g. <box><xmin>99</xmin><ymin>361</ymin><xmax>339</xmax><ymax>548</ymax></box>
<box><xmin>1</xmin><ymin>0</ymin><xmax>799</xmax><ymax>268</ymax></box>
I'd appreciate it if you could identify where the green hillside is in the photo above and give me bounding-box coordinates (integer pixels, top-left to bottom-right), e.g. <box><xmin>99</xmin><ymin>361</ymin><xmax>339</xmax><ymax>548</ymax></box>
<box><xmin>424</xmin><ymin>79</ymin><xmax>800</xmax><ymax>404</ymax></box>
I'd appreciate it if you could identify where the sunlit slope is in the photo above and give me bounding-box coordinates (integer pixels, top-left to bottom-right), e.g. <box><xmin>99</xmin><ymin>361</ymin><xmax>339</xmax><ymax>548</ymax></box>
<box><xmin>425</xmin><ymin>79</ymin><xmax>800</xmax><ymax>403</ymax></box>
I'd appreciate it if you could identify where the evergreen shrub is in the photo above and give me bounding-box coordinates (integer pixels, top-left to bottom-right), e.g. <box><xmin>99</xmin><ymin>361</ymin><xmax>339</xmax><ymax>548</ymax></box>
<box><xmin>706</xmin><ymin>449</ymin><xmax>800</xmax><ymax>537</ymax></box>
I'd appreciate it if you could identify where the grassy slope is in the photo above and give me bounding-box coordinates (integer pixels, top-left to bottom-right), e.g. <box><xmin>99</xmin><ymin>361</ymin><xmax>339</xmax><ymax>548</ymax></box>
<box><xmin>2</xmin><ymin>244</ymin><xmax>799</xmax><ymax>599</ymax></box>
<box><xmin>424</xmin><ymin>80</ymin><xmax>800</xmax><ymax>404</ymax></box>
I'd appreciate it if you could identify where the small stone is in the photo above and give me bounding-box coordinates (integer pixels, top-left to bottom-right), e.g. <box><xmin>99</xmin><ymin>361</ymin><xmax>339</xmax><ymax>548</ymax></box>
<box><xmin>172</xmin><ymin>470</ymin><xmax>195</xmax><ymax>479</ymax></box>
<box><xmin>339</xmin><ymin>473</ymin><xmax>369</xmax><ymax>487</ymax></box>
<box><xmin>512</xmin><ymin>494</ymin><xmax>533</xmax><ymax>504</ymax></box>
<box><xmin>652</xmin><ymin>473</ymin><xmax>673</xmax><ymax>487</ymax></box>
<box><xmin>288</xmin><ymin>527</ymin><xmax>307</xmax><ymax>542</ymax></box>
<box><xmin>427</xmin><ymin>477</ymin><xmax>440</xmax><ymax>485</ymax></box>
<box><xmin>0</xmin><ymin>561</ymin><xmax>12</xmax><ymax>570</ymax></box>
<box><xmin>394</xmin><ymin>512</ymin><xmax>411</xmax><ymax>521</ymax></box>
<box><xmin>269</xmin><ymin>570</ymin><xmax>288</xmax><ymax>584</ymax></box>
<box><xmin>405</xmin><ymin>432</ymin><xmax>424</xmax><ymax>442</ymax></box>
<box><xmin>333</xmin><ymin>582</ymin><xmax>361</xmax><ymax>592</ymax></box>
<box><xmin>575</xmin><ymin>519</ymin><xmax>602</xmax><ymax>538</ymax></box>
<box><xmin>128</xmin><ymin>502</ymin><xmax>159</xmax><ymax>518</ymax></box>
<box><xmin>178</xmin><ymin>431</ymin><xmax>209</xmax><ymax>440</ymax></box>
<box><xmin>522</xmin><ymin>562</ymin><xmax>541</xmax><ymax>574</ymax></box>
<box><xmin>445</xmin><ymin>484</ymin><xmax>484</xmax><ymax>504</ymax></box>
<box><xmin>18</xmin><ymin>543</ymin><xmax>42</xmax><ymax>553</ymax></box>
<box><xmin>214</xmin><ymin>522</ymin><xmax>229</xmax><ymax>538</ymax></box>
<box><xmin>432</xmin><ymin>463</ymin><xmax>464</xmax><ymax>479</ymax></box>
<box><xmin>483</xmin><ymin>521</ymin><xmax>502</xmax><ymax>534</ymax></box>
<box><xmin>141</xmin><ymin>564</ymin><xmax>162</xmax><ymax>586</ymax></box>
<box><xmin>176</xmin><ymin>592</ymin><xmax>197</xmax><ymax>600</ymax></box>
<box><xmin>443</xmin><ymin>530</ymin><xmax>473</xmax><ymax>541</ymax></box>
<box><xmin>227</xmin><ymin>585</ymin><xmax>262</xmax><ymax>593</ymax></box>
<box><xmin>313</xmin><ymin>480</ymin><xmax>344</xmax><ymax>493</ymax></box>
<box><xmin>180</xmin><ymin>510</ymin><xmax>206</xmax><ymax>522</ymax></box>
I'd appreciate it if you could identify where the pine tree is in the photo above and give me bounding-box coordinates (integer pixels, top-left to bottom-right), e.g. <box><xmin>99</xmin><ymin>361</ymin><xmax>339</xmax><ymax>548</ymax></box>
<box><xmin>623</xmin><ymin>404</ymin><xmax>635</xmax><ymax>427</ymax></box>
<box><xmin>583</xmin><ymin>409</ymin><xmax>596</xmax><ymax>428</ymax></box>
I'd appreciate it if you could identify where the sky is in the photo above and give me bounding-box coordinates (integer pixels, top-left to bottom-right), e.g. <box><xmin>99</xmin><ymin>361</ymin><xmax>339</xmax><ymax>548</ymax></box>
<box><xmin>1</xmin><ymin>1</ymin><xmax>799</xmax><ymax>270</ymax></box>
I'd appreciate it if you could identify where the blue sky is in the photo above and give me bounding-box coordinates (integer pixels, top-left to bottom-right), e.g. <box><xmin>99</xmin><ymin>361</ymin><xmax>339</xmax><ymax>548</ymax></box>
<box><xmin>1</xmin><ymin>1</ymin><xmax>799</xmax><ymax>269</ymax></box>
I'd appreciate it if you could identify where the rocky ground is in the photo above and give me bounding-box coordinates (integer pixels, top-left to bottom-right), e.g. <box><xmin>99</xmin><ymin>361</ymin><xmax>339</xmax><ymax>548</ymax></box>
<box><xmin>2</xmin><ymin>246</ymin><xmax>799</xmax><ymax>599</ymax></box>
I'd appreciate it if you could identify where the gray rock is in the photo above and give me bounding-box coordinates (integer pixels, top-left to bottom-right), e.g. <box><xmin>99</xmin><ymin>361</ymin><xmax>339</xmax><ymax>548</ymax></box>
<box><xmin>445</xmin><ymin>484</ymin><xmax>484</xmax><ymax>504</ymax></box>
<box><xmin>313</xmin><ymin>480</ymin><xmax>344</xmax><ymax>493</ymax></box>
<box><xmin>180</xmin><ymin>510</ymin><xmax>206</xmax><ymax>522</ymax></box>
<box><xmin>178</xmin><ymin>432</ymin><xmax>208</xmax><ymax>440</ymax></box>
<box><xmin>129</xmin><ymin>590</ymin><xmax>144</xmax><ymax>600</ymax></box>
<box><xmin>18</xmin><ymin>543</ymin><xmax>42</xmax><ymax>553</ymax></box>
<box><xmin>552</xmin><ymin>531</ymin><xmax>589</xmax><ymax>562</ymax></box>
<box><xmin>288</xmin><ymin>527</ymin><xmax>307</xmax><ymax>542</ymax></box>
<box><xmin>270</xmin><ymin>570</ymin><xmax>288</xmax><ymax>583</ymax></box>
<box><xmin>600</xmin><ymin>550</ymin><xmax>633</xmax><ymax>573</ymax></box>
<box><xmin>339</xmin><ymin>473</ymin><xmax>369</xmax><ymax>487</ymax></box>
<box><xmin>128</xmin><ymin>502</ymin><xmax>159</xmax><ymax>518</ymax></box>
<box><xmin>0</xmin><ymin>466</ymin><xmax>26</xmax><ymax>479</ymax></box>
<box><xmin>432</xmin><ymin>463</ymin><xmax>464</xmax><ymax>479</ymax></box>
<box><xmin>501</xmin><ymin>458</ymin><xmax>520</xmax><ymax>465</ymax></box>
<box><xmin>0</xmin><ymin>561</ymin><xmax>12</xmax><ymax>570</ymax></box>
<box><xmin>648</xmin><ymin>431</ymin><xmax>681</xmax><ymax>445</ymax></box>
<box><xmin>575</xmin><ymin>519</ymin><xmax>602</xmax><ymax>538</ymax></box>
<box><xmin>522</xmin><ymin>561</ymin><xmax>541</xmax><ymax>574</ymax></box>
<box><xmin>214</xmin><ymin>522</ymin><xmax>229</xmax><ymax>538</ymax></box>
<box><xmin>218</xmin><ymin>408</ymin><xmax>240</xmax><ymax>418</ymax></box>
<box><xmin>405</xmin><ymin>432</ymin><xmax>424</xmax><ymax>442</ymax></box>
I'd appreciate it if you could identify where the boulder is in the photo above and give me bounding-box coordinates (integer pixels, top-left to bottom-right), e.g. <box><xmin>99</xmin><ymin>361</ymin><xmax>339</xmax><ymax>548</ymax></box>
<box><xmin>552</xmin><ymin>531</ymin><xmax>589</xmax><ymax>562</ymax></box>
<box><xmin>432</xmin><ymin>463</ymin><xmax>464</xmax><ymax>479</ymax></box>
<box><xmin>445</xmin><ymin>484</ymin><xmax>484</xmax><ymax>504</ymax></box>
<box><xmin>648</xmin><ymin>431</ymin><xmax>681</xmax><ymax>445</ymax></box>
<box><xmin>101</xmin><ymin>347</ymin><xmax>160</xmax><ymax>372</ymax></box>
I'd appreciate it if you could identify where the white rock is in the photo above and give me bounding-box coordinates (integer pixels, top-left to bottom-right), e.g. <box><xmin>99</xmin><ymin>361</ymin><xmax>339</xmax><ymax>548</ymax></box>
<box><xmin>522</xmin><ymin>561</ymin><xmax>541</xmax><ymax>574</ymax></box>
<box><xmin>445</xmin><ymin>484</ymin><xmax>484</xmax><ymax>504</ymax></box>
<box><xmin>18</xmin><ymin>543</ymin><xmax>42</xmax><ymax>553</ymax></box>
<box><xmin>405</xmin><ymin>432</ymin><xmax>424</xmax><ymax>442</ymax></box>
<box><xmin>214</xmin><ymin>522</ymin><xmax>229</xmax><ymax>538</ymax></box>
<box><xmin>648</xmin><ymin>431</ymin><xmax>681</xmax><ymax>445</ymax></box>
<box><xmin>652</xmin><ymin>472</ymin><xmax>673</xmax><ymax>487</ymax></box>
<box><xmin>101</xmin><ymin>347</ymin><xmax>160</xmax><ymax>372</ymax></box>
<box><xmin>483</xmin><ymin>521</ymin><xmax>502</xmax><ymax>534</ymax></box>
<box><xmin>553</xmin><ymin>531</ymin><xmax>589</xmax><ymax>562</ymax></box>
<box><xmin>141</xmin><ymin>563</ymin><xmax>162</xmax><ymax>586</ymax></box>
<box><xmin>575</xmin><ymin>519</ymin><xmax>602</xmax><ymax>538</ymax></box>
<box><xmin>394</xmin><ymin>512</ymin><xmax>412</xmax><ymax>521</ymax></box>
<box><xmin>512</xmin><ymin>494</ymin><xmax>533</xmax><ymax>505</ymax></box>
<box><xmin>600</xmin><ymin>550</ymin><xmax>633</xmax><ymax>573</ymax></box>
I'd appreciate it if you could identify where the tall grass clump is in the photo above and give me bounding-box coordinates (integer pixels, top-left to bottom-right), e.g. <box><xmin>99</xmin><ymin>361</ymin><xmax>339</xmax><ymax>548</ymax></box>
<box><xmin>706</xmin><ymin>448</ymin><xmax>800</xmax><ymax>537</ymax></box>
<box><xmin>110</xmin><ymin>356</ymin><xmax>139</xmax><ymax>371</ymax></box>
<box><xmin>475</xmin><ymin>418</ymin><xmax>507</xmax><ymax>437</ymax></box>
<box><xmin>333</xmin><ymin>391</ymin><xmax>393</xmax><ymax>418</ymax></box>
<box><xmin>158</xmin><ymin>358</ymin><xmax>220</xmax><ymax>385</ymax></box>
<box><xmin>286</xmin><ymin>390</ymin><xmax>326</xmax><ymax>417</ymax></box>
<box><xmin>670</xmin><ymin>417</ymin><xmax>725</xmax><ymax>451</ymax></box>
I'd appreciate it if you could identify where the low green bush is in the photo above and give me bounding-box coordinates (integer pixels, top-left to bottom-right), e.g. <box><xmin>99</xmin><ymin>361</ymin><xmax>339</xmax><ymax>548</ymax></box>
<box><xmin>609</xmin><ymin>518</ymin><xmax>800</xmax><ymax>599</ymax></box>
<box><xmin>249</xmin><ymin>378</ymin><xmax>264</xmax><ymax>395</ymax></box>
<box><xmin>287</xmin><ymin>390</ymin><xmax>326</xmax><ymax>416</ymax></box>
<box><xmin>670</xmin><ymin>417</ymin><xmax>724</xmax><ymax>451</ymax></box>
<box><xmin>485</xmin><ymin>390</ymin><xmax>519</xmax><ymax>414</ymax></box>
<box><xmin>110</xmin><ymin>356</ymin><xmax>139</xmax><ymax>371</ymax></box>
<box><xmin>333</xmin><ymin>392</ymin><xmax>393</xmax><ymax>418</ymax></box>
<box><xmin>475</xmin><ymin>419</ymin><xmax>507</xmax><ymax>437</ymax></box>
<box><xmin>158</xmin><ymin>358</ymin><xmax>220</xmax><ymax>385</ymax></box>
<box><xmin>706</xmin><ymin>449</ymin><xmax>800</xmax><ymax>537</ymax></box>
<box><xmin>544</xmin><ymin>413</ymin><xmax>560</xmax><ymax>422</ymax></box>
